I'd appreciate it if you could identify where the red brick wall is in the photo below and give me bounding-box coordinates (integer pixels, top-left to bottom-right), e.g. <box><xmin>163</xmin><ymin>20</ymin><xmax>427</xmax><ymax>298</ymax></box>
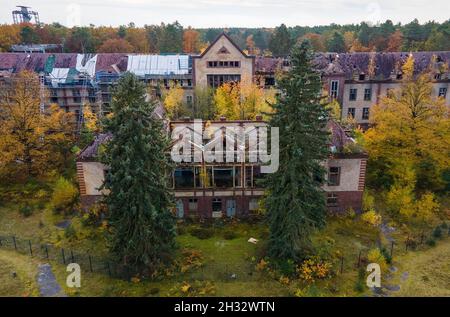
<box><xmin>327</xmin><ymin>191</ymin><xmax>364</xmax><ymax>214</ymax></box>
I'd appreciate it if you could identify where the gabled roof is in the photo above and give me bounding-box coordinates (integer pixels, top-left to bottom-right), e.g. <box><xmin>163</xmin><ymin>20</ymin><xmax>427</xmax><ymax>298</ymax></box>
<box><xmin>193</xmin><ymin>32</ymin><xmax>254</xmax><ymax>59</ymax></box>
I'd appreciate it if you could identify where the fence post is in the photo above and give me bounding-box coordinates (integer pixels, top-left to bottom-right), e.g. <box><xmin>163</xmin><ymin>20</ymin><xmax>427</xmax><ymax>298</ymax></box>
<box><xmin>45</xmin><ymin>245</ymin><xmax>49</xmax><ymax>259</ymax></box>
<box><xmin>390</xmin><ymin>241</ymin><xmax>394</xmax><ymax>259</ymax></box>
<box><xmin>28</xmin><ymin>240</ymin><xmax>33</xmax><ymax>256</ymax></box>
<box><xmin>107</xmin><ymin>262</ymin><xmax>111</xmax><ymax>277</ymax></box>
<box><xmin>61</xmin><ymin>248</ymin><xmax>66</xmax><ymax>264</ymax></box>
<box><xmin>12</xmin><ymin>236</ymin><xmax>17</xmax><ymax>250</ymax></box>
<box><xmin>88</xmin><ymin>255</ymin><xmax>93</xmax><ymax>273</ymax></box>
<box><xmin>340</xmin><ymin>257</ymin><xmax>344</xmax><ymax>274</ymax></box>
<box><xmin>70</xmin><ymin>250</ymin><xmax>75</xmax><ymax>263</ymax></box>
<box><xmin>357</xmin><ymin>250</ymin><xmax>362</xmax><ymax>268</ymax></box>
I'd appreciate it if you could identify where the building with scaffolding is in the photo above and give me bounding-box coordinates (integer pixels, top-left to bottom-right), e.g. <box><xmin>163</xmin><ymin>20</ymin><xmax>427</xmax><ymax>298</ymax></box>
<box><xmin>0</xmin><ymin>33</ymin><xmax>449</xmax><ymax>130</ymax></box>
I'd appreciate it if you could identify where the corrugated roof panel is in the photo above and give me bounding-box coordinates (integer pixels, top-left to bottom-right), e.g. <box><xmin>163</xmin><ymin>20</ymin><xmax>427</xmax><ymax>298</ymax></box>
<box><xmin>126</xmin><ymin>54</ymin><xmax>190</xmax><ymax>76</ymax></box>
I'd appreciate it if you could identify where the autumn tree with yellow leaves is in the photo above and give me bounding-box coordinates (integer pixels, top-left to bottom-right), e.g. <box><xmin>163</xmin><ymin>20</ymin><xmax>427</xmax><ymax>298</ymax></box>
<box><xmin>0</xmin><ymin>71</ymin><xmax>74</xmax><ymax>179</ymax></box>
<box><xmin>364</xmin><ymin>55</ymin><xmax>449</xmax><ymax>220</ymax></box>
<box><xmin>214</xmin><ymin>82</ymin><xmax>276</xmax><ymax>120</ymax></box>
<box><xmin>162</xmin><ymin>83</ymin><xmax>188</xmax><ymax>120</ymax></box>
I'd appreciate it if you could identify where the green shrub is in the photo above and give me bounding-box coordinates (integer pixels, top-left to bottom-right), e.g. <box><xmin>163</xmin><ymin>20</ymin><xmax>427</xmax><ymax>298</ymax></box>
<box><xmin>380</xmin><ymin>246</ymin><xmax>392</xmax><ymax>264</ymax></box>
<box><xmin>149</xmin><ymin>288</ymin><xmax>160</xmax><ymax>295</ymax></box>
<box><xmin>426</xmin><ymin>238</ymin><xmax>436</xmax><ymax>247</ymax></box>
<box><xmin>190</xmin><ymin>227</ymin><xmax>214</xmax><ymax>240</ymax></box>
<box><xmin>223</xmin><ymin>230</ymin><xmax>237</xmax><ymax>240</ymax></box>
<box><xmin>177</xmin><ymin>226</ymin><xmax>187</xmax><ymax>235</ymax></box>
<box><xmin>64</xmin><ymin>225</ymin><xmax>77</xmax><ymax>240</ymax></box>
<box><xmin>51</xmin><ymin>177</ymin><xmax>78</xmax><ymax>214</ymax></box>
<box><xmin>354</xmin><ymin>267</ymin><xmax>367</xmax><ymax>293</ymax></box>
<box><xmin>439</xmin><ymin>222</ymin><xmax>448</xmax><ymax>230</ymax></box>
<box><xmin>274</xmin><ymin>258</ymin><xmax>296</xmax><ymax>277</ymax></box>
<box><xmin>19</xmin><ymin>205</ymin><xmax>33</xmax><ymax>217</ymax></box>
<box><xmin>432</xmin><ymin>227</ymin><xmax>442</xmax><ymax>239</ymax></box>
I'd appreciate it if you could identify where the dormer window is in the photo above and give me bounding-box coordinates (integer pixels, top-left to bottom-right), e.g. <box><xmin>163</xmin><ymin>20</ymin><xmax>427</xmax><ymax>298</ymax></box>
<box><xmin>435</xmin><ymin>73</ymin><xmax>442</xmax><ymax>80</ymax></box>
<box><xmin>396</xmin><ymin>73</ymin><xmax>403</xmax><ymax>80</ymax></box>
<box><xmin>359</xmin><ymin>74</ymin><xmax>366</xmax><ymax>81</ymax></box>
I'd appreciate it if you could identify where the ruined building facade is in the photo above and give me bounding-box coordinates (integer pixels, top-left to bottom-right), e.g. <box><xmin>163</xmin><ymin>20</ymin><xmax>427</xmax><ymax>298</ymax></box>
<box><xmin>1</xmin><ymin>33</ymin><xmax>449</xmax><ymax>129</ymax></box>
<box><xmin>76</xmin><ymin>119</ymin><xmax>367</xmax><ymax>217</ymax></box>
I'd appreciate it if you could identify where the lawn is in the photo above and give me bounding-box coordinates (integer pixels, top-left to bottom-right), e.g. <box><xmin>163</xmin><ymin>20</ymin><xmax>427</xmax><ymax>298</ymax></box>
<box><xmin>0</xmin><ymin>250</ymin><xmax>40</xmax><ymax>297</ymax></box>
<box><xmin>390</xmin><ymin>238</ymin><xmax>450</xmax><ymax>297</ymax></box>
<box><xmin>1</xmin><ymin>197</ymin><xmax>448</xmax><ymax>297</ymax></box>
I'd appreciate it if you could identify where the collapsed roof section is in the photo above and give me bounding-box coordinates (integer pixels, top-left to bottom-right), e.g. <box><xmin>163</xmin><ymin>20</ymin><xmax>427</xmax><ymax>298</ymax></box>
<box><xmin>1</xmin><ymin>51</ymin><xmax>449</xmax><ymax>83</ymax></box>
<box><xmin>256</xmin><ymin>51</ymin><xmax>450</xmax><ymax>80</ymax></box>
<box><xmin>126</xmin><ymin>54</ymin><xmax>191</xmax><ymax>77</ymax></box>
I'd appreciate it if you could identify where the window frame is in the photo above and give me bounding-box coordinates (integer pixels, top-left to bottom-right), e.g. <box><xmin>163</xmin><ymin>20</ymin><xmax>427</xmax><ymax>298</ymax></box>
<box><xmin>326</xmin><ymin>193</ymin><xmax>338</xmax><ymax>207</ymax></box>
<box><xmin>330</xmin><ymin>80</ymin><xmax>339</xmax><ymax>99</ymax></box>
<box><xmin>349</xmin><ymin>88</ymin><xmax>358</xmax><ymax>101</ymax></box>
<box><xmin>328</xmin><ymin>166</ymin><xmax>341</xmax><ymax>187</ymax></box>
<box><xmin>364</xmin><ymin>88</ymin><xmax>372</xmax><ymax>101</ymax></box>
<box><xmin>347</xmin><ymin>107</ymin><xmax>355</xmax><ymax>119</ymax></box>
<box><xmin>362</xmin><ymin>107</ymin><xmax>370</xmax><ymax>120</ymax></box>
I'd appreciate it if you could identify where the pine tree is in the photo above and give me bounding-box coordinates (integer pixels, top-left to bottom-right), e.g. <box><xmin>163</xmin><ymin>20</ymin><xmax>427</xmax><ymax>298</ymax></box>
<box><xmin>103</xmin><ymin>72</ymin><xmax>176</xmax><ymax>275</ymax></box>
<box><xmin>265</xmin><ymin>41</ymin><xmax>330</xmax><ymax>261</ymax></box>
<box><xmin>269</xmin><ymin>24</ymin><xmax>292</xmax><ymax>56</ymax></box>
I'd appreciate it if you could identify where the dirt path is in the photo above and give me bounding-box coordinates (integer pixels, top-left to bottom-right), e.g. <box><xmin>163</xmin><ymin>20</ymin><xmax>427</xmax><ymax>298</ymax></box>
<box><xmin>37</xmin><ymin>263</ymin><xmax>66</xmax><ymax>297</ymax></box>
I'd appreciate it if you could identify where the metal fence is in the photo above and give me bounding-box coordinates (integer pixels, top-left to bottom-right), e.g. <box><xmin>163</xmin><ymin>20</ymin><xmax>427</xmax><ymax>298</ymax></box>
<box><xmin>0</xmin><ymin>226</ymin><xmax>448</xmax><ymax>282</ymax></box>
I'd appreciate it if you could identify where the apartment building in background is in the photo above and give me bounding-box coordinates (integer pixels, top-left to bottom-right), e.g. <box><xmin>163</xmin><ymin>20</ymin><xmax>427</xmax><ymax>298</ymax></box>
<box><xmin>1</xmin><ymin>33</ymin><xmax>449</xmax><ymax>128</ymax></box>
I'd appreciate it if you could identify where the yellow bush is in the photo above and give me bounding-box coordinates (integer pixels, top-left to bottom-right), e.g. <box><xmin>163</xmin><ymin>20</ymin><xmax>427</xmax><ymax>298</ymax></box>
<box><xmin>362</xmin><ymin>190</ymin><xmax>375</xmax><ymax>211</ymax></box>
<box><xmin>297</xmin><ymin>257</ymin><xmax>332</xmax><ymax>284</ymax></box>
<box><xmin>415</xmin><ymin>192</ymin><xmax>440</xmax><ymax>221</ymax></box>
<box><xmin>361</xmin><ymin>209</ymin><xmax>382</xmax><ymax>226</ymax></box>
<box><xmin>51</xmin><ymin>177</ymin><xmax>78</xmax><ymax>212</ymax></box>
<box><xmin>367</xmin><ymin>248</ymin><xmax>387</xmax><ymax>271</ymax></box>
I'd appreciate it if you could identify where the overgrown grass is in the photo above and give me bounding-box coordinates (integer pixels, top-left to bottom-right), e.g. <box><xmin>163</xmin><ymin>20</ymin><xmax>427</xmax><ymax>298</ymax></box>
<box><xmin>0</xmin><ymin>250</ymin><xmax>40</xmax><ymax>297</ymax></box>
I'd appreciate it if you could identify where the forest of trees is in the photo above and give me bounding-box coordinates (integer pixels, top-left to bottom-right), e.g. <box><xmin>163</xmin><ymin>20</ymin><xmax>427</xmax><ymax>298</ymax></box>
<box><xmin>0</xmin><ymin>19</ymin><xmax>449</xmax><ymax>55</ymax></box>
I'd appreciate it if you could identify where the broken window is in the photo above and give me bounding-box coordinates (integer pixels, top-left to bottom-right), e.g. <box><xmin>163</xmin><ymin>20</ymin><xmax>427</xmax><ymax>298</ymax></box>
<box><xmin>213</xmin><ymin>167</ymin><xmax>234</xmax><ymax>188</ymax></box>
<box><xmin>212</xmin><ymin>198</ymin><xmax>222</xmax><ymax>212</ymax></box>
<box><xmin>245</xmin><ymin>166</ymin><xmax>253</xmax><ymax>187</ymax></box>
<box><xmin>234</xmin><ymin>166</ymin><xmax>242</xmax><ymax>187</ymax></box>
<box><xmin>265</xmin><ymin>77</ymin><xmax>275</xmax><ymax>86</ymax></box>
<box><xmin>438</xmin><ymin>87</ymin><xmax>447</xmax><ymax>98</ymax></box>
<box><xmin>174</xmin><ymin>167</ymin><xmax>195</xmax><ymax>188</ymax></box>
<box><xmin>328</xmin><ymin>167</ymin><xmax>341</xmax><ymax>186</ymax></box>
<box><xmin>330</xmin><ymin>80</ymin><xmax>339</xmax><ymax>99</ymax></box>
<box><xmin>207</xmin><ymin>75</ymin><xmax>241</xmax><ymax>88</ymax></box>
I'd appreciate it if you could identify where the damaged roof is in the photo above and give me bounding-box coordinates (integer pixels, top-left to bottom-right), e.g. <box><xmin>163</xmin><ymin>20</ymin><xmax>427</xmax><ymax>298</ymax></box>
<box><xmin>256</xmin><ymin>51</ymin><xmax>450</xmax><ymax>80</ymax></box>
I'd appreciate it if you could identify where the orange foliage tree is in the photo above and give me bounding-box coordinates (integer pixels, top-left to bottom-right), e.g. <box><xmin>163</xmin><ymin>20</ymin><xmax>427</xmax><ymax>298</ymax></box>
<box><xmin>183</xmin><ymin>27</ymin><xmax>201</xmax><ymax>53</ymax></box>
<box><xmin>98</xmin><ymin>38</ymin><xmax>134</xmax><ymax>53</ymax></box>
<box><xmin>0</xmin><ymin>71</ymin><xmax>74</xmax><ymax>178</ymax></box>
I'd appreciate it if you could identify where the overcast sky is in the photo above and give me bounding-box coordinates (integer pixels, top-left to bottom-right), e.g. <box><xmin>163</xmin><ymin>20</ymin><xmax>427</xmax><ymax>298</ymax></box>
<box><xmin>2</xmin><ymin>0</ymin><xmax>449</xmax><ymax>28</ymax></box>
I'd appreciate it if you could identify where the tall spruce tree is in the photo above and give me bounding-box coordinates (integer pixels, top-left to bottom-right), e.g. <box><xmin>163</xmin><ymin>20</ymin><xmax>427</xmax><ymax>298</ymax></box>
<box><xmin>103</xmin><ymin>72</ymin><xmax>176</xmax><ymax>275</ymax></box>
<box><xmin>265</xmin><ymin>41</ymin><xmax>330</xmax><ymax>261</ymax></box>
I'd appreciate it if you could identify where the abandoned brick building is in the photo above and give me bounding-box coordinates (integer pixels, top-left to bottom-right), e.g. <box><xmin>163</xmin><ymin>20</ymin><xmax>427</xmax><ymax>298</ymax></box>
<box><xmin>0</xmin><ymin>32</ymin><xmax>449</xmax><ymax>128</ymax></box>
<box><xmin>76</xmin><ymin>118</ymin><xmax>367</xmax><ymax>217</ymax></box>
